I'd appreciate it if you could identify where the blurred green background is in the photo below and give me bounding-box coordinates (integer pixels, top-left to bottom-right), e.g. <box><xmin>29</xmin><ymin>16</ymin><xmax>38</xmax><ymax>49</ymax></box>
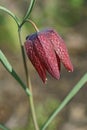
<box><xmin>0</xmin><ymin>0</ymin><xmax>87</xmax><ymax>130</ymax></box>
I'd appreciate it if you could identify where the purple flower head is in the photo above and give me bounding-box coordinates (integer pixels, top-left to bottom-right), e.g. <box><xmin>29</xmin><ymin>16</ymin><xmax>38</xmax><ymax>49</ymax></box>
<box><xmin>25</xmin><ymin>29</ymin><xmax>73</xmax><ymax>83</ymax></box>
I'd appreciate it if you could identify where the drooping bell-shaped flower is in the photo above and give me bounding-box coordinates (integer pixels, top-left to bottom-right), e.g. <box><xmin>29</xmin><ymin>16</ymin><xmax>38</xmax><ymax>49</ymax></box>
<box><xmin>24</xmin><ymin>29</ymin><xmax>73</xmax><ymax>83</ymax></box>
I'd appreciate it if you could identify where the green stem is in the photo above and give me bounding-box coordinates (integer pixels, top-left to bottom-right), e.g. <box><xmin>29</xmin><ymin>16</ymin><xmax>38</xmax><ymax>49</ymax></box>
<box><xmin>18</xmin><ymin>28</ymin><xmax>28</xmax><ymax>79</ymax></box>
<box><xmin>18</xmin><ymin>0</ymin><xmax>39</xmax><ymax>129</ymax></box>
<box><xmin>18</xmin><ymin>28</ymin><xmax>39</xmax><ymax>130</ymax></box>
<box><xmin>41</xmin><ymin>73</ymin><xmax>87</xmax><ymax>130</ymax></box>
<box><xmin>22</xmin><ymin>0</ymin><xmax>36</xmax><ymax>25</ymax></box>
<box><xmin>26</xmin><ymin>19</ymin><xmax>39</xmax><ymax>32</ymax></box>
<box><xmin>0</xmin><ymin>6</ymin><xmax>20</xmax><ymax>26</ymax></box>
<box><xmin>19</xmin><ymin>0</ymin><xmax>36</xmax><ymax>28</ymax></box>
<box><xmin>28</xmin><ymin>77</ymin><xmax>39</xmax><ymax>130</ymax></box>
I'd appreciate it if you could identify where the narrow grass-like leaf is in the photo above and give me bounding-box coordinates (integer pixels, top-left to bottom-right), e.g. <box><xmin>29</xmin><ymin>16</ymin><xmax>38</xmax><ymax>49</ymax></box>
<box><xmin>11</xmin><ymin>69</ymin><xmax>31</xmax><ymax>96</ymax></box>
<box><xmin>0</xmin><ymin>50</ymin><xmax>31</xmax><ymax>96</ymax></box>
<box><xmin>0</xmin><ymin>6</ymin><xmax>20</xmax><ymax>26</ymax></box>
<box><xmin>41</xmin><ymin>73</ymin><xmax>87</xmax><ymax>130</ymax></box>
<box><xmin>0</xmin><ymin>124</ymin><xmax>10</xmax><ymax>130</ymax></box>
<box><xmin>21</xmin><ymin>0</ymin><xmax>35</xmax><ymax>26</ymax></box>
<box><xmin>0</xmin><ymin>50</ymin><xmax>12</xmax><ymax>72</ymax></box>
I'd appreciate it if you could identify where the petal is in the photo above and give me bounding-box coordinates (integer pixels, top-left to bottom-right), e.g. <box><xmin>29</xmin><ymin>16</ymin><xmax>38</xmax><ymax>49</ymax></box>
<box><xmin>46</xmin><ymin>29</ymin><xmax>73</xmax><ymax>72</ymax></box>
<box><xmin>25</xmin><ymin>39</ymin><xmax>47</xmax><ymax>83</ymax></box>
<box><xmin>35</xmin><ymin>31</ymin><xmax>60</xmax><ymax>79</ymax></box>
<box><xmin>56</xmin><ymin>54</ymin><xmax>61</xmax><ymax>72</ymax></box>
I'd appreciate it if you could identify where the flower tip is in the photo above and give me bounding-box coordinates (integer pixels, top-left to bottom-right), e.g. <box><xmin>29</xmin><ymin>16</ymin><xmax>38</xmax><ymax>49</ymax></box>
<box><xmin>68</xmin><ymin>65</ymin><xmax>74</xmax><ymax>72</ymax></box>
<box><xmin>44</xmin><ymin>78</ymin><xmax>48</xmax><ymax>84</ymax></box>
<box><xmin>52</xmin><ymin>73</ymin><xmax>60</xmax><ymax>80</ymax></box>
<box><xmin>56</xmin><ymin>75</ymin><xmax>60</xmax><ymax>80</ymax></box>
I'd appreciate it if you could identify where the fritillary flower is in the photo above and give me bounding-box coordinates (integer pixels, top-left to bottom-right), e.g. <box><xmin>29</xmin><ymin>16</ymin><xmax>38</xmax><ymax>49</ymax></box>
<box><xmin>25</xmin><ymin>29</ymin><xmax>73</xmax><ymax>83</ymax></box>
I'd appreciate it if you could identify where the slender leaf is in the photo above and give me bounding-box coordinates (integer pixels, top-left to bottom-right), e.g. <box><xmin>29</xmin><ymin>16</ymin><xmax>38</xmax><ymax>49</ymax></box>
<box><xmin>21</xmin><ymin>0</ymin><xmax>35</xmax><ymax>26</ymax></box>
<box><xmin>0</xmin><ymin>50</ymin><xmax>12</xmax><ymax>72</ymax></box>
<box><xmin>0</xmin><ymin>6</ymin><xmax>20</xmax><ymax>26</ymax></box>
<box><xmin>0</xmin><ymin>50</ymin><xmax>31</xmax><ymax>96</ymax></box>
<box><xmin>41</xmin><ymin>73</ymin><xmax>87</xmax><ymax>130</ymax></box>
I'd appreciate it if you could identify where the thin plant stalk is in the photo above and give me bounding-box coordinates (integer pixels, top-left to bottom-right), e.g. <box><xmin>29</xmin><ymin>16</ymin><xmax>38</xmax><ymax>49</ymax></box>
<box><xmin>0</xmin><ymin>6</ymin><xmax>20</xmax><ymax>26</ymax></box>
<box><xmin>28</xmin><ymin>76</ymin><xmax>39</xmax><ymax>130</ymax></box>
<box><xmin>20</xmin><ymin>0</ymin><xmax>36</xmax><ymax>28</ymax></box>
<box><xmin>41</xmin><ymin>73</ymin><xmax>87</xmax><ymax>130</ymax></box>
<box><xmin>18</xmin><ymin>28</ymin><xmax>28</xmax><ymax>80</ymax></box>
<box><xmin>26</xmin><ymin>19</ymin><xmax>39</xmax><ymax>32</ymax></box>
<box><xmin>23</xmin><ymin>0</ymin><xmax>36</xmax><ymax>21</ymax></box>
<box><xmin>18</xmin><ymin>28</ymin><xmax>39</xmax><ymax>130</ymax></box>
<box><xmin>18</xmin><ymin>0</ymin><xmax>39</xmax><ymax>129</ymax></box>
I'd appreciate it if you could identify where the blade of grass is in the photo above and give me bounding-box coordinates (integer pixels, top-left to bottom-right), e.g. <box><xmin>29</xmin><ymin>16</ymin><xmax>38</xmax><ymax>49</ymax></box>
<box><xmin>41</xmin><ymin>73</ymin><xmax>87</xmax><ymax>130</ymax></box>
<box><xmin>0</xmin><ymin>50</ymin><xmax>31</xmax><ymax>96</ymax></box>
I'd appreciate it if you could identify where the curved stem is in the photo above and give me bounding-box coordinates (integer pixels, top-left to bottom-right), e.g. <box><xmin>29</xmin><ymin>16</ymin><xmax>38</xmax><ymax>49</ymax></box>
<box><xmin>23</xmin><ymin>0</ymin><xmax>35</xmax><ymax>20</ymax></box>
<box><xmin>20</xmin><ymin>0</ymin><xmax>36</xmax><ymax>27</ymax></box>
<box><xmin>18</xmin><ymin>28</ymin><xmax>39</xmax><ymax>130</ymax></box>
<box><xmin>26</xmin><ymin>19</ymin><xmax>39</xmax><ymax>32</ymax></box>
<box><xmin>0</xmin><ymin>6</ymin><xmax>20</xmax><ymax>26</ymax></box>
<box><xmin>41</xmin><ymin>73</ymin><xmax>87</xmax><ymax>130</ymax></box>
